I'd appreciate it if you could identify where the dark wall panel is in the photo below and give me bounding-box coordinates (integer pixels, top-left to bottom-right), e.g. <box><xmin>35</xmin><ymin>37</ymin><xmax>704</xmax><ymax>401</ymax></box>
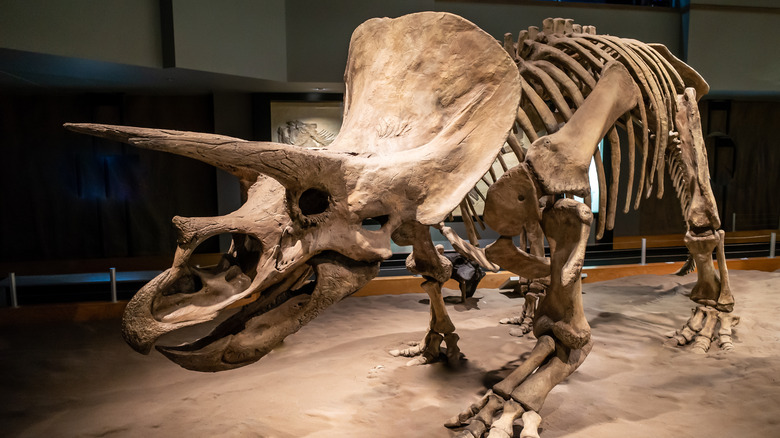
<box><xmin>612</xmin><ymin>98</ymin><xmax>780</xmax><ymax>237</ymax></box>
<box><xmin>707</xmin><ymin>100</ymin><xmax>780</xmax><ymax>231</ymax></box>
<box><xmin>0</xmin><ymin>93</ymin><xmax>218</xmax><ymax>264</ymax></box>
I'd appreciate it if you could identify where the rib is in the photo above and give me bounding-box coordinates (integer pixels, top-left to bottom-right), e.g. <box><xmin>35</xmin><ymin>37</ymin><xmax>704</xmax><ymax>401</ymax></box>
<box><xmin>534</xmin><ymin>60</ymin><xmax>585</xmax><ymax>107</ymax></box>
<box><xmin>519</xmin><ymin>76</ymin><xmax>561</xmax><ymax>133</ymax></box>
<box><xmin>623</xmin><ymin>113</ymin><xmax>636</xmax><ymax>213</ymax></box>
<box><xmin>606</xmin><ymin>126</ymin><xmax>621</xmax><ymax>231</ymax></box>
<box><xmin>594</xmin><ymin>145</ymin><xmax>607</xmax><ymax>240</ymax></box>
<box><xmin>519</xmin><ymin>62</ymin><xmax>574</xmax><ymax>120</ymax></box>
<box><xmin>516</xmin><ymin>107</ymin><xmax>539</xmax><ymax>144</ymax></box>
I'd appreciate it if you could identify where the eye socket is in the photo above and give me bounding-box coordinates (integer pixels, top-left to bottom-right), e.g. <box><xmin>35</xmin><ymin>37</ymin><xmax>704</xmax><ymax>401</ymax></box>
<box><xmin>298</xmin><ymin>188</ymin><xmax>330</xmax><ymax>216</ymax></box>
<box><xmin>361</xmin><ymin>215</ymin><xmax>390</xmax><ymax>230</ymax></box>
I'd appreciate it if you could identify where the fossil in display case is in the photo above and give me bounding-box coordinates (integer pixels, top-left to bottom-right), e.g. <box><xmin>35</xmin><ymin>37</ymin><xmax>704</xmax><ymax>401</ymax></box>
<box><xmin>277</xmin><ymin>120</ymin><xmax>336</xmax><ymax>147</ymax></box>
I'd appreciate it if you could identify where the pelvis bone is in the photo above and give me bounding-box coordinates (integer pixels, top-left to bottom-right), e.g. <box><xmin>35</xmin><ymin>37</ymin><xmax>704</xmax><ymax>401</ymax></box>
<box><xmin>65</xmin><ymin>12</ymin><xmax>521</xmax><ymax>371</ymax></box>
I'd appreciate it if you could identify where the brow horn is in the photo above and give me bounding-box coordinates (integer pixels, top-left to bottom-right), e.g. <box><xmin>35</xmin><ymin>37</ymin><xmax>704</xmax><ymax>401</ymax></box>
<box><xmin>64</xmin><ymin>123</ymin><xmax>358</xmax><ymax>190</ymax></box>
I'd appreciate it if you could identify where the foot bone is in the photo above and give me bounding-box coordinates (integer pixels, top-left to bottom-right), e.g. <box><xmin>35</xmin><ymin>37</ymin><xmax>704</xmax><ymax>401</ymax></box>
<box><xmin>446</xmin><ymin>336</ymin><xmax>591</xmax><ymax>437</ymax></box>
<box><xmin>389</xmin><ymin>331</ymin><xmax>461</xmax><ymax>366</ymax></box>
<box><xmin>500</xmin><ymin>286</ymin><xmax>545</xmax><ymax>338</ymax></box>
<box><xmin>666</xmin><ymin>305</ymin><xmax>740</xmax><ymax>353</ymax></box>
<box><xmin>445</xmin><ymin>392</ymin><xmax>537</xmax><ymax>438</ymax></box>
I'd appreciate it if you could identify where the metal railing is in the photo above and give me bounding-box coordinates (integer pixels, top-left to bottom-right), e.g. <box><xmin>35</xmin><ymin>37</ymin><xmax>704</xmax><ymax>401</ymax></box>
<box><xmin>1</xmin><ymin>269</ymin><xmax>162</xmax><ymax>308</ymax></box>
<box><xmin>1</xmin><ymin>231</ymin><xmax>776</xmax><ymax>308</ymax></box>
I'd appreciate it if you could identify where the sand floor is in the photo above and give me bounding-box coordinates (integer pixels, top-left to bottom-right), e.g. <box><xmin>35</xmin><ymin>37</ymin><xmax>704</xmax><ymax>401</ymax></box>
<box><xmin>1</xmin><ymin>269</ymin><xmax>779</xmax><ymax>437</ymax></box>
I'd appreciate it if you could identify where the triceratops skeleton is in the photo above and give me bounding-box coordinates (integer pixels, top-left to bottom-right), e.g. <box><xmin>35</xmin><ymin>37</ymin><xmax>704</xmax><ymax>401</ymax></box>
<box><xmin>65</xmin><ymin>12</ymin><xmax>736</xmax><ymax>437</ymax></box>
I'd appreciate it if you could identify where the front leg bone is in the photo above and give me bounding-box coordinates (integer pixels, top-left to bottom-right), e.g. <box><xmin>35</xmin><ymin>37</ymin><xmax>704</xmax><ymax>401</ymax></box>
<box><xmin>525</xmin><ymin>61</ymin><xmax>641</xmax><ymax>196</ymax></box>
<box><xmin>511</xmin><ymin>341</ymin><xmax>593</xmax><ymax>411</ymax></box>
<box><xmin>449</xmin><ymin>200</ymin><xmax>594</xmax><ymax>437</ymax></box>
<box><xmin>685</xmin><ymin>231</ymin><xmax>721</xmax><ymax>308</ymax></box>
<box><xmin>448</xmin><ymin>62</ymin><xmax>641</xmax><ymax>437</ymax></box>
<box><xmin>390</xmin><ymin>222</ymin><xmax>461</xmax><ymax>366</ymax></box>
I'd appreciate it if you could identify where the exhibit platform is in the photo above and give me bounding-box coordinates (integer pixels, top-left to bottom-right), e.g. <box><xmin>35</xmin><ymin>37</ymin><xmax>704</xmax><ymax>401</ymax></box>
<box><xmin>2</xmin><ymin>269</ymin><xmax>779</xmax><ymax>437</ymax></box>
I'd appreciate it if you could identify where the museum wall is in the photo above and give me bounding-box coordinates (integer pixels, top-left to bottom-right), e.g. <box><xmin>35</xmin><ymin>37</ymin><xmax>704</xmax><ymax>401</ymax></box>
<box><xmin>0</xmin><ymin>0</ymin><xmax>780</xmax><ymax>95</ymax></box>
<box><xmin>0</xmin><ymin>0</ymin><xmax>688</xmax><ymax>84</ymax></box>
<box><xmin>2</xmin><ymin>1</ymin><xmax>778</xmax><ymax>95</ymax></box>
<box><xmin>0</xmin><ymin>0</ymin><xmax>162</xmax><ymax>68</ymax></box>
<box><xmin>685</xmin><ymin>0</ymin><xmax>780</xmax><ymax>95</ymax></box>
<box><xmin>1</xmin><ymin>0</ymin><xmax>778</xmax><ymax>268</ymax></box>
<box><xmin>171</xmin><ymin>0</ymin><xmax>288</xmax><ymax>81</ymax></box>
<box><xmin>285</xmin><ymin>0</ymin><xmax>433</xmax><ymax>83</ymax></box>
<box><xmin>701</xmin><ymin>99</ymin><xmax>780</xmax><ymax>231</ymax></box>
<box><xmin>610</xmin><ymin>97</ymin><xmax>780</xmax><ymax>238</ymax></box>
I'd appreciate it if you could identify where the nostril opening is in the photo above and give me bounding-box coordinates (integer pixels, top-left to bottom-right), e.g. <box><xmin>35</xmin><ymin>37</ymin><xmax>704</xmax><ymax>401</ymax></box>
<box><xmin>191</xmin><ymin>274</ymin><xmax>204</xmax><ymax>292</ymax></box>
<box><xmin>184</xmin><ymin>233</ymin><xmax>263</xmax><ymax>281</ymax></box>
<box><xmin>231</xmin><ymin>234</ymin><xmax>262</xmax><ymax>277</ymax></box>
<box><xmin>164</xmin><ymin>273</ymin><xmax>203</xmax><ymax>296</ymax></box>
<box><xmin>152</xmin><ymin>233</ymin><xmax>262</xmax><ymax>318</ymax></box>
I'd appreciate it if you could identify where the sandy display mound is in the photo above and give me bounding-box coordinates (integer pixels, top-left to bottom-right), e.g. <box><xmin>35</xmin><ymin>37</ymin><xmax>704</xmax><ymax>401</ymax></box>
<box><xmin>2</xmin><ymin>269</ymin><xmax>779</xmax><ymax>437</ymax></box>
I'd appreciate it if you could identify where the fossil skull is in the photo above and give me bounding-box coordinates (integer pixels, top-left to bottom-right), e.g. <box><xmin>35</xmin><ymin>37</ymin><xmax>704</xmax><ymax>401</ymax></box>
<box><xmin>65</xmin><ymin>12</ymin><xmax>521</xmax><ymax>371</ymax></box>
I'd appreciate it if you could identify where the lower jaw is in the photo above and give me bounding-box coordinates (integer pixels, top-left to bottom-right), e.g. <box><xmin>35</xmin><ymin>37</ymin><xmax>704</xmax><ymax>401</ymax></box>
<box><xmin>151</xmin><ymin>253</ymin><xmax>381</xmax><ymax>371</ymax></box>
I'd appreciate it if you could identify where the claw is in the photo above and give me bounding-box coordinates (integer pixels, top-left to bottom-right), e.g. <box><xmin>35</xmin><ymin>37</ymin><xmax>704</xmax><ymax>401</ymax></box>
<box><xmin>390</xmin><ymin>330</ymin><xmax>456</xmax><ymax>366</ymax></box>
<box><xmin>388</xmin><ymin>343</ymin><xmax>423</xmax><ymax>358</ymax></box>
<box><xmin>488</xmin><ymin>399</ymin><xmax>524</xmax><ymax>438</ymax></box>
<box><xmin>445</xmin><ymin>392</ymin><xmax>492</xmax><ymax>428</ymax></box>
<box><xmin>459</xmin><ymin>393</ymin><xmax>503</xmax><ymax>438</ymax></box>
<box><xmin>519</xmin><ymin>411</ymin><xmax>542</xmax><ymax>438</ymax></box>
<box><xmin>717</xmin><ymin>312</ymin><xmax>740</xmax><ymax>351</ymax></box>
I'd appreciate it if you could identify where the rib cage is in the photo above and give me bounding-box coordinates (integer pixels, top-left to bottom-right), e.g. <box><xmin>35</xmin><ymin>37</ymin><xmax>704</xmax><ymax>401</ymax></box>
<box><xmin>457</xmin><ymin>17</ymin><xmax>704</xmax><ymax>243</ymax></box>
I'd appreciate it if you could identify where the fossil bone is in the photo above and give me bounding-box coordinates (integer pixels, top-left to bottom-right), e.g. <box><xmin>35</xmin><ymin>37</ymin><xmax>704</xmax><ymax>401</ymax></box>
<box><xmin>65</xmin><ymin>11</ymin><xmax>737</xmax><ymax>437</ymax></box>
<box><xmin>67</xmin><ymin>12</ymin><xmax>520</xmax><ymax>371</ymax></box>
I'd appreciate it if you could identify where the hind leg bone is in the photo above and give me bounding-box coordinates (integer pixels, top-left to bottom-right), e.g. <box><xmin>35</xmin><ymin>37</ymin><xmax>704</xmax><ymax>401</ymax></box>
<box><xmin>667</xmin><ymin>230</ymin><xmax>739</xmax><ymax>352</ymax></box>
<box><xmin>448</xmin><ymin>199</ymin><xmax>594</xmax><ymax>437</ymax></box>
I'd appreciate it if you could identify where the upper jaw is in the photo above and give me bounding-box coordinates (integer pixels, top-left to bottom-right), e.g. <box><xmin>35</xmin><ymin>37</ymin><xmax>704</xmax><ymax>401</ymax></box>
<box><xmin>121</xmin><ymin>242</ymin><xmax>380</xmax><ymax>371</ymax></box>
<box><xmin>121</xmin><ymin>233</ymin><xmax>308</xmax><ymax>355</ymax></box>
<box><xmin>154</xmin><ymin>252</ymin><xmax>380</xmax><ymax>371</ymax></box>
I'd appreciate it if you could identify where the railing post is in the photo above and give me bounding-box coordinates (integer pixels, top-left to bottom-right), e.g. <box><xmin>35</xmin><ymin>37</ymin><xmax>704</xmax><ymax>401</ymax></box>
<box><xmin>771</xmin><ymin>232</ymin><xmax>776</xmax><ymax>259</ymax></box>
<box><xmin>640</xmin><ymin>238</ymin><xmax>647</xmax><ymax>265</ymax></box>
<box><xmin>10</xmin><ymin>272</ymin><xmax>18</xmax><ymax>308</ymax></box>
<box><xmin>110</xmin><ymin>268</ymin><xmax>117</xmax><ymax>303</ymax></box>
<box><xmin>732</xmin><ymin>213</ymin><xmax>736</xmax><ymax>232</ymax></box>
